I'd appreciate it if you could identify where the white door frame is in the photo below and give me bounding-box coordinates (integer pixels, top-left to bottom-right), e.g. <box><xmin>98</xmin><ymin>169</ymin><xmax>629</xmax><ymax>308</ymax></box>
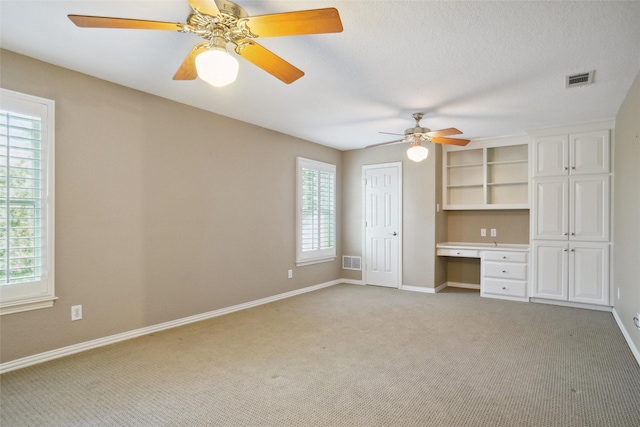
<box><xmin>362</xmin><ymin>162</ymin><xmax>403</xmax><ymax>288</ymax></box>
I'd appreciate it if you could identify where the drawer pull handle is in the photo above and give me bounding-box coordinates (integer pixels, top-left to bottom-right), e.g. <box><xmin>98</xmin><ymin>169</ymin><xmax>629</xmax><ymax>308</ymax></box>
<box><xmin>502</xmin><ymin>256</ymin><xmax>507</xmax><ymax>259</ymax></box>
<box><xmin>456</xmin><ymin>252</ymin><xmax>461</xmax><ymax>255</ymax></box>
<box><xmin>502</xmin><ymin>287</ymin><xmax>507</xmax><ymax>290</ymax></box>
<box><xmin>502</xmin><ymin>270</ymin><xmax>507</xmax><ymax>273</ymax></box>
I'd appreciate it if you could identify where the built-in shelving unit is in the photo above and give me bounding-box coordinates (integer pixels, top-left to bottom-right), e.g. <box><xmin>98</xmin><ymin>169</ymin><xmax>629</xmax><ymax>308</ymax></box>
<box><xmin>443</xmin><ymin>136</ymin><xmax>530</xmax><ymax>210</ymax></box>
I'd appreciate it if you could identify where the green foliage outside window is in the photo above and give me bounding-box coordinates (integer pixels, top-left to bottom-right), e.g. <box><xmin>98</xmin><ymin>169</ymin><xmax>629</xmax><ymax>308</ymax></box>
<box><xmin>0</xmin><ymin>111</ymin><xmax>43</xmax><ymax>285</ymax></box>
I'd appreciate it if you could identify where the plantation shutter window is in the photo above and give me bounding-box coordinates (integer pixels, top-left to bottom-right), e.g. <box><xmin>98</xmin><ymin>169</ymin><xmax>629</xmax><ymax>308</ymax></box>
<box><xmin>0</xmin><ymin>89</ymin><xmax>55</xmax><ymax>315</ymax></box>
<box><xmin>296</xmin><ymin>157</ymin><xmax>336</xmax><ymax>265</ymax></box>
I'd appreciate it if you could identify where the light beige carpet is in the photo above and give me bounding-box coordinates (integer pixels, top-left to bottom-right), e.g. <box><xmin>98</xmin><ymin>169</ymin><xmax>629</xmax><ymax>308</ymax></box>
<box><xmin>1</xmin><ymin>284</ymin><xmax>639</xmax><ymax>426</ymax></box>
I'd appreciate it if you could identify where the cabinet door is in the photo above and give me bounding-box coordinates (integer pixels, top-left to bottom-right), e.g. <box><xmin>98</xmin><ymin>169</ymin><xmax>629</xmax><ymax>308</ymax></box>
<box><xmin>532</xmin><ymin>241</ymin><xmax>568</xmax><ymax>300</ymax></box>
<box><xmin>569</xmin><ymin>242</ymin><xmax>609</xmax><ymax>305</ymax></box>
<box><xmin>570</xmin><ymin>175</ymin><xmax>609</xmax><ymax>241</ymax></box>
<box><xmin>533</xmin><ymin>135</ymin><xmax>568</xmax><ymax>177</ymax></box>
<box><xmin>533</xmin><ymin>177</ymin><xmax>568</xmax><ymax>240</ymax></box>
<box><xmin>570</xmin><ymin>130</ymin><xmax>610</xmax><ymax>175</ymax></box>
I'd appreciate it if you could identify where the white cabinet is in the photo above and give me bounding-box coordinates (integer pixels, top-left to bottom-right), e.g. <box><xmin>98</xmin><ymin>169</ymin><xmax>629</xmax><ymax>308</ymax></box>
<box><xmin>481</xmin><ymin>250</ymin><xmax>528</xmax><ymax>302</ymax></box>
<box><xmin>531</xmin><ymin>241</ymin><xmax>609</xmax><ymax>305</ymax></box>
<box><xmin>533</xmin><ymin>175</ymin><xmax>609</xmax><ymax>241</ymax></box>
<box><xmin>532</xmin><ymin>129</ymin><xmax>610</xmax><ymax>177</ymax></box>
<box><xmin>529</xmin><ymin>123</ymin><xmax>612</xmax><ymax>307</ymax></box>
<box><xmin>443</xmin><ymin>136</ymin><xmax>529</xmax><ymax>210</ymax></box>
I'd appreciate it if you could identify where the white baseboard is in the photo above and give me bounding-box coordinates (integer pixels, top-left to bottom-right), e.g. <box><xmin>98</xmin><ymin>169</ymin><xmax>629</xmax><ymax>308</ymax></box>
<box><xmin>0</xmin><ymin>279</ymin><xmax>343</xmax><ymax>374</ymax></box>
<box><xmin>401</xmin><ymin>282</ymin><xmax>448</xmax><ymax>294</ymax></box>
<box><xmin>401</xmin><ymin>285</ymin><xmax>434</xmax><ymax>293</ymax></box>
<box><xmin>446</xmin><ymin>281</ymin><xmax>480</xmax><ymax>290</ymax></box>
<box><xmin>341</xmin><ymin>279</ymin><xmax>364</xmax><ymax>286</ymax></box>
<box><xmin>529</xmin><ymin>298</ymin><xmax>612</xmax><ymax>312</ymax></box>
<box><xmin>612</xmin><ymin>308</ymin><xmax>640</xmax><ymax>367</ymax></box>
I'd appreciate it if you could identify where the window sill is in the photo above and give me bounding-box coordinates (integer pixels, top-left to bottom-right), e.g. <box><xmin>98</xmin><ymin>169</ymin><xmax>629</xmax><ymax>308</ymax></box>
<box><xmin>296</xmin><ymin>257</ymin><xmax>336</xmax><ymax>267</ymax></box>
<box><xmin>0</xmin><ymin>296</ymin><xmax>58</xmax><ymax>316</ymax></box>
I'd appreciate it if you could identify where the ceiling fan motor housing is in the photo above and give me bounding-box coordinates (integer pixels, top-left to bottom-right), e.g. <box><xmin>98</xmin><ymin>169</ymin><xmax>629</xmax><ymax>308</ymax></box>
<box><xmin>405</xmin><ymin>126</ymin><xmax>430</xmax><ymax>136</ymax></box>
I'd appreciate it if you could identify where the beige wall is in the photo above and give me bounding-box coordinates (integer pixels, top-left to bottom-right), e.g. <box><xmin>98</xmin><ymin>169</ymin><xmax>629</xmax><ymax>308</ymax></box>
<box><xmin>0</xmin><ymin>50</ymin><xmax>342</xmax><ymax>363</ymax></box>
<box><xmin>446</xmin><ymin>210</ymin><xmax>530</xmax><ymax>244</ymax></box>
<box><xmin>342</xmin><ymin>143</ymin><xmax>438</xmax><ymax>289</ymax></box>
<box><xmin>613</xmin><ymin>70</ymin><xmax>640</xmax><ymax>355</ymax></box>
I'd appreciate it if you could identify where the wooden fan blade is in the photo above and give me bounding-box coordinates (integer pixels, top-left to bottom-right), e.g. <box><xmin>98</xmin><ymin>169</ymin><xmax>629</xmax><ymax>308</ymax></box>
<box><xmin>431</xmin><ymin>137</ymin><xmax>471</xmax><ymax>146</ymax></box>
<box><xmin>68</xmin><ymin>15</ymin><xmax>187</xmax><ymax>31</ymax></box>
<box><xmin>425</xmin><ymin>127</ymin><xmax>462</xmax><ymax>138</ymax></box>
<box><xmin>244</xmin><ymin>8</ymin><xmax>343</xmax><ymax>38</ymax></box>
<box><xmin>187</xmin><ymin>0</ymin><xmax>220</xmax><ymax>16</ymax></box>
<box><xmin>173</xmin><ymin>42</ymin><xmax>208</xmax><ymax>80</ymax></box>
<box><xmin>237</xmin><ymin>41</ymin><xmax>304</xmax><ymax>84</ymax></box>
<box><xmin>366</xmin><ymin>139</ymin><xmax>404</xmax><ymax>149</ymax></box>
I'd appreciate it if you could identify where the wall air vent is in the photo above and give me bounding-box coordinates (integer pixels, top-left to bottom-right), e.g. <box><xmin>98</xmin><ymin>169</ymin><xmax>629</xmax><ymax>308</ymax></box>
<box><xmin>566</xmin><ymin>71</ymin><xmax>594</xmax><ymax>88</ymax></box>
<box><xmin>342</xmin><ymin>256</ymin><xmax>362</xmax><ymax>270</ymax></box>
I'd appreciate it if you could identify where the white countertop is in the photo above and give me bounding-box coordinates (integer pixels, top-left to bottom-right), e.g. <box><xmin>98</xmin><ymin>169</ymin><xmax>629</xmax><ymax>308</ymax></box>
<box><xmin>436</xmin><ymin>242</ymin><xmax>529</xmax><ymax>251</ymax></box>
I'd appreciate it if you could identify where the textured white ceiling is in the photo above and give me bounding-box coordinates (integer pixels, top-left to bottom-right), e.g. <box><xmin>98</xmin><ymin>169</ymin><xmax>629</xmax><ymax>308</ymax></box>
<box><xmin>1</xmin><ymin>1</ymin><xmax>639</xmax><ymax>150</ymax></box>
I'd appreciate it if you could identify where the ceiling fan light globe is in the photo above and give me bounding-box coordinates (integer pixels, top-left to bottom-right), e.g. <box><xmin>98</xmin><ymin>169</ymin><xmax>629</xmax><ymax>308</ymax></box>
<box><xmin>407</xmin><ymin>145</ymin><xmax>429</xmax><ymax>162</ymax></box>
<box><xmin>195</xmin><ymin>48</ymin><xmax>239</xmax><ymax>87</ymax></box>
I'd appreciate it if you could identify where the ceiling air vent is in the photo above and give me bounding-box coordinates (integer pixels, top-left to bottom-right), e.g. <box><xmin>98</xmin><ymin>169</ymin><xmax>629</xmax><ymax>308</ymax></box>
<box><xmin>566</xmin><ymin>71</ymin><xmax>594</xmax><ymax>88</ymax></box>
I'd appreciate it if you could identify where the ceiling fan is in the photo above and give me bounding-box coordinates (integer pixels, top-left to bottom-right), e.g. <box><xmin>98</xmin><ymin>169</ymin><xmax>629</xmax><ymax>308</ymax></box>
<box><xmin>68</xmin><ymin>0</ymin><xmax>343</xmax><ymax>86</ymax></box>
<box><xmin>367</xmin><ymin>113</ymin><xmax>471</xmax><ymax>162</ymax></box>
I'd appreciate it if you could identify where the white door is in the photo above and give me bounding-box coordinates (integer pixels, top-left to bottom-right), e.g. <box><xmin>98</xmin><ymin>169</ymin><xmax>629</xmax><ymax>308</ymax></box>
<box><xmin>532</xmin><ymin>241</ymin><xmax>568</xmax><ymax>300</ymax></box>
<box><xmin>364</xmin><ymin>164</ymin><xmax>401</xmax><ymax>288</ymax></box>
<box><xmin>533</xmin><ymin>177</ymin><xmax>568</xmax><ymax>240</ymax></box>
<box><xmin>569</xmin><ymin>242</ymin><xmax>609</xmax><ymax>305</ymax></box>
<box><xmin>533</xmin><ymin>135</ymin><xmax>568</xmax><ymax>177</ymax></box>
<box><xmin>570</xmin><ymin>130</ymin><xmax>610</xmax><ymax>175</ymax></box>
<box><xmin>570</xmin><ymin>175</ymin><xmax>610</xmax><ymax>242</ymax></box>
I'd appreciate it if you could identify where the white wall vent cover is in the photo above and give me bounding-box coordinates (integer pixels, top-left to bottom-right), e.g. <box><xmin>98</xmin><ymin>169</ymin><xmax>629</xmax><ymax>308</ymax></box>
<box><xmin>342</xmin><ymin>256</ymin><xmax>362</xmax><ymax>270</ymax></box>
<box><xmin>566</xmin><ymin>71</ymin><xmax>594</xmax><ymax>88</ymax></box>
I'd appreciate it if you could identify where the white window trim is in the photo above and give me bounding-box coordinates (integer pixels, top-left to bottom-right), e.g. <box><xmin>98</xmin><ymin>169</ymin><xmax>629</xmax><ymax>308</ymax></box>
<box><xmin>0</xmin><ymin>89</ymin><xmax>56</xmax><ymax>315</ymax></box>
<box><xmin>296</xmin><ymin>157</ymin><xmax>336</xmax><ymax>266</ymax></box>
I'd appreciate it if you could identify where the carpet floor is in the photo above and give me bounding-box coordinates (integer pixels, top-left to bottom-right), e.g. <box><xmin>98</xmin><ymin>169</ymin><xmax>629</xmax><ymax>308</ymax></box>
<box><xmin>1</xmin><ymin>284</ymin><xmax>639</xmax><ymax>426</ymax></box>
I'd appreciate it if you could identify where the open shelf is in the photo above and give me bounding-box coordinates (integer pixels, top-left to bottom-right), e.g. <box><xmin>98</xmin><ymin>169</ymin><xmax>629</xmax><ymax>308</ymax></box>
<box><xmin>443</xmin><ymin>138</ymin><xmax>530</xmax><ymax>210</ymax></box>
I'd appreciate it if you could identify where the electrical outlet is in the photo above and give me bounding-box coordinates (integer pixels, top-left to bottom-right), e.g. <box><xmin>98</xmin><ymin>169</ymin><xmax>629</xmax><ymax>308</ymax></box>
<box><xmin>490</xmin><ymin>229</ymin><xmax>497</xmax><ymax>237</ymax></box>
<box><xmin>71</xmin><ymin>305</ymin><xmax>82</xmax><ymax>321</ymax></box>
<box><xmin>287</xmin><ymin>269</ymin><xmax>293</xmax><ymax>279</ymax></box>
<box><xmin>481</xmin><ymin>228</ymin><xmax>487</xmax><ymax>237</ymax></box>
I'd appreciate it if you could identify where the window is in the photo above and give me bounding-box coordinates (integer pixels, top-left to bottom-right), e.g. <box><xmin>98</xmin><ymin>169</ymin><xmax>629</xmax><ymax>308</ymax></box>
<box><xmin>0</xmin><ymin>89</ymin><xmax>55</xmax><ymax>315</ymax></box>
<box><xmin>296</xmin><ymin>157</ymin><xmax>336</xmax><ymax>266</ymax></box>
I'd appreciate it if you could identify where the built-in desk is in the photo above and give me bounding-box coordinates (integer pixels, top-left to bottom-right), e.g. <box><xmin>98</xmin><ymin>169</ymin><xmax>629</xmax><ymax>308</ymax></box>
<box><xmin>437</xmin><ymin>242</ymin><xmax>530</xmax><ymax>302</ymax></box>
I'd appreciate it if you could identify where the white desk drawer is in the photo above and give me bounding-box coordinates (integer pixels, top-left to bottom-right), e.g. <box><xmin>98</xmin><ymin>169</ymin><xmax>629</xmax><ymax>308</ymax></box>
<box><xmin>483</xmin><ymin>262</ymin><xmax>527</xmax><ymax>280</ymax></box>
<box><xmin>483</xmin><ymin>251</ymin><xmax>527</xmax><ymax>263</ymax></box>
<box><xmin>483</xmin><ymin>279</ymin><xmax>527</xmax><ymax>298</ymax></box>
<box><xmin>437</xmin><ymin>248</ymin><xmax>480</xmax><ymax>258</ymax></box>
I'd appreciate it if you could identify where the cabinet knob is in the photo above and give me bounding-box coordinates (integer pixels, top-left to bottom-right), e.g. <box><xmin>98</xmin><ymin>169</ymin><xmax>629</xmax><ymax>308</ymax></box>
<box><xmin>563</xmin><ymin>232</ymin><xmax>568</xmax><ymax>236</ymax></box>
<box><xmin>502</xmin><ymin>256</ymin><xmax>507</xmax><ymax>259</ymax></box>
<box><xmin>502</xmin><ymin>270</ymin><xmax>507</xmax><ymax>273</ymax></box>
<box><xmin>571</xmin><ymin>166</ymin><xmax>576</xmax><ymax>170</ymax></box>
<box><xmin>571</xmin><ymin>232</ymin><xmax>575</xmax><ymax>236</ymax></box>
<box><xmin>456</xmin><ymin>252</ymin><xmax>461</xmax><ymax>255</ymax></box>
<box><xmin>564</xmin><ymin>249</ymin><xmax>568</xmax><ymax>252</ymax></box>
<box><xmin>564</xmin><ymin>167</ymin><xmax>568</xmax><ymax>170</ymax></box>
<box><xmin>502</xmin><ymin>287</ymin><xmax>507</xmax><ymax>290</ymax></box>
<box><xmin>571</xmin><ymin>249</ymin><xmax>575</xmax><ymax>252</ymax></box>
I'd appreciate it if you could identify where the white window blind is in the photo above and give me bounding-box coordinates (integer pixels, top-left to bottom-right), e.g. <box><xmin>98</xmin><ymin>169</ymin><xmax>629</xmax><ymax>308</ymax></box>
<box><xmin>0</xmin><ymin>89</ymin><xmax>55</xmax><ymax>315</ymax></box>
<box><xmin>296</xmin><ymin>157</ymin><xmax>336</xmax><ymax>265</ymax></box>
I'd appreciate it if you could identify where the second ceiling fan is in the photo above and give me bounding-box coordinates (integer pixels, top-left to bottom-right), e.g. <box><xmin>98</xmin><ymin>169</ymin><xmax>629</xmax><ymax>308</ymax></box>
<box><xmin>368</xmin><ymin>113</ymin><xmax>471</xmax><ymax>162</ymax></box>
<box><xmin>68</xmin><ymin>0</ymin><xmax>343</xmax><ymax>86</ymax></box>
